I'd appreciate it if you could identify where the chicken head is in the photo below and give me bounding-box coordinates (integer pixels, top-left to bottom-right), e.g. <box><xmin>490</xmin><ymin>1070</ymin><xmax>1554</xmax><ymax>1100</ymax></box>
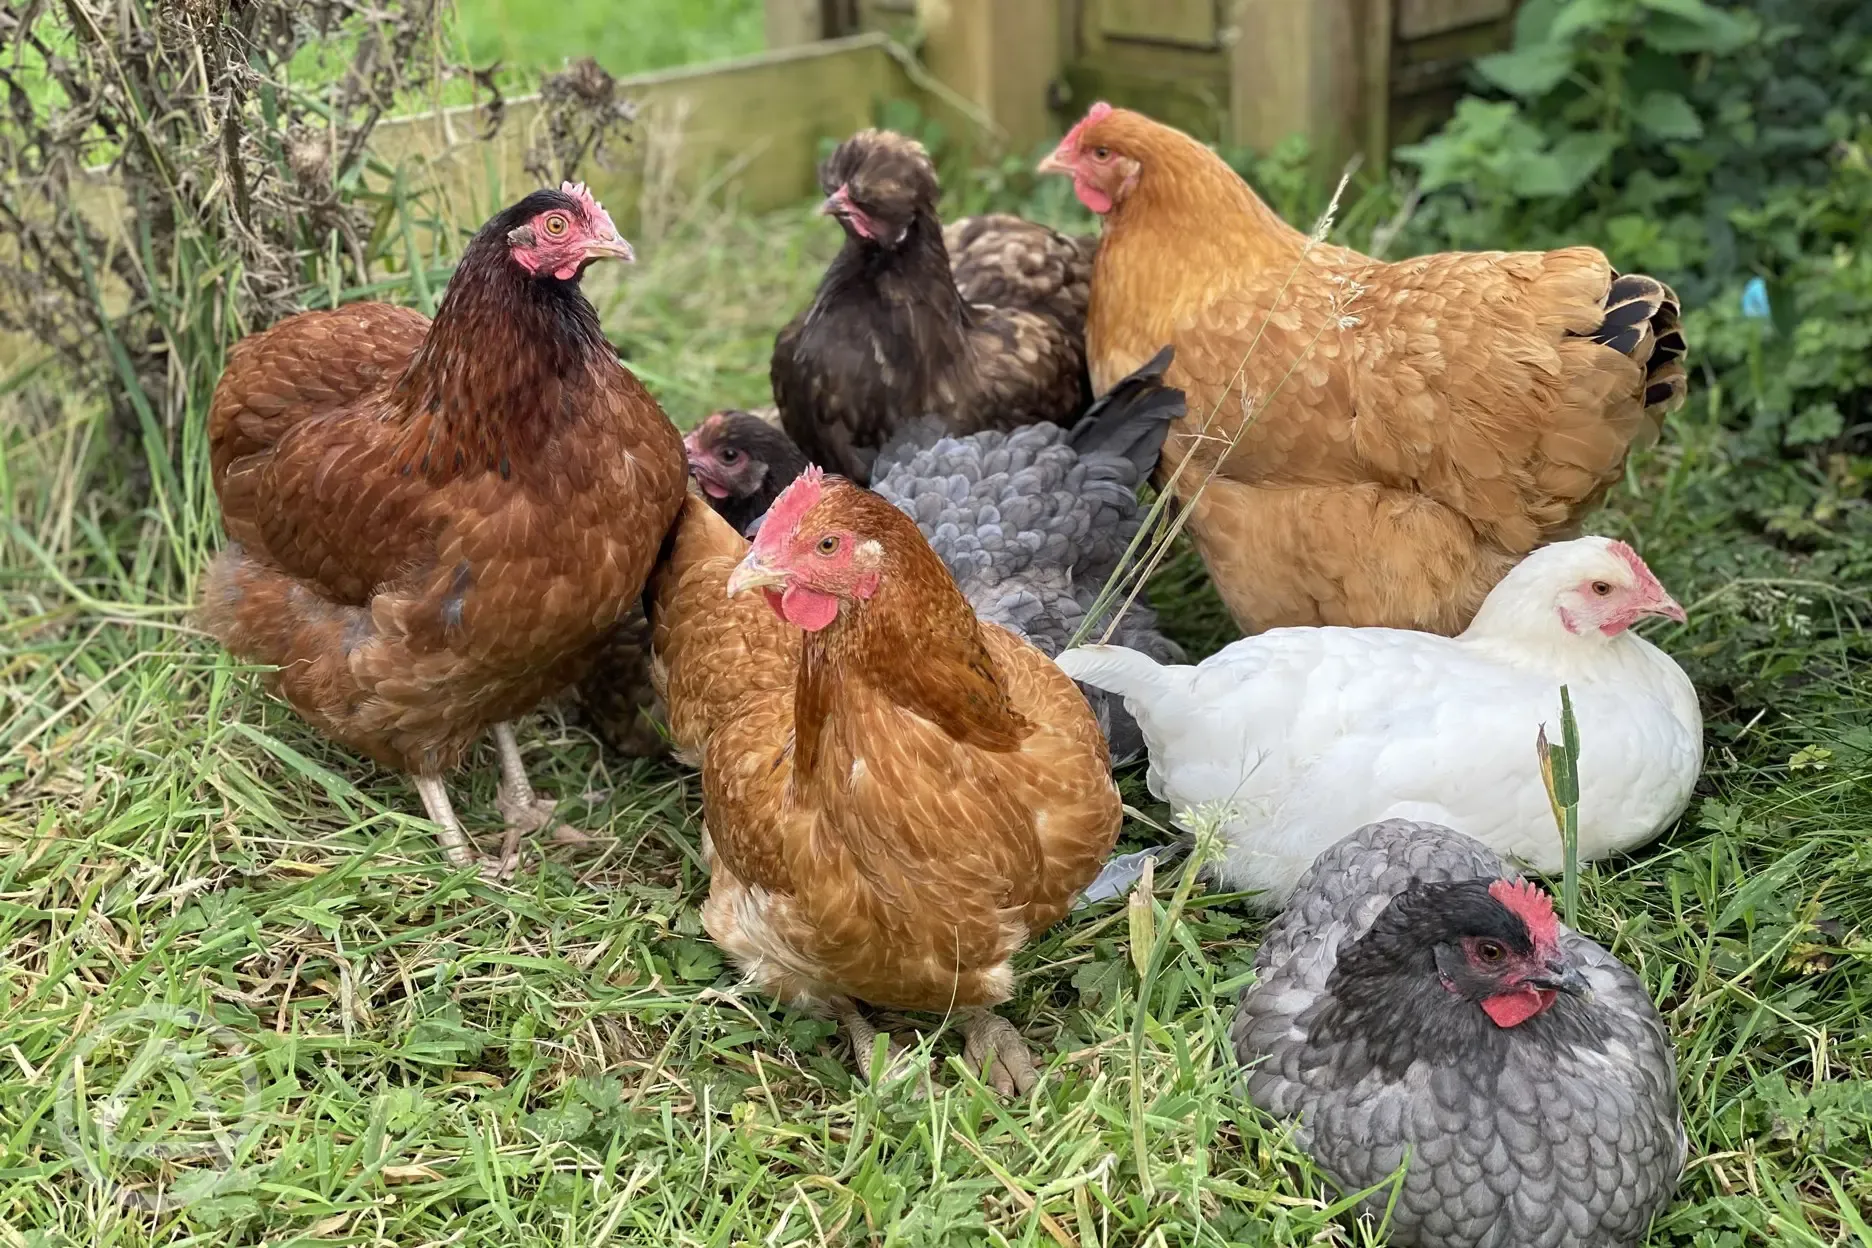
<box><xmin>1037</xmin><ymin>101</ymin><xmax>1140</xmax><ymax>216</ymax></box>
<box><xmin>1340</xmin><ymin>875</ymin><xmax>1591</xmax><ymax>1032</ymax></box>
<box><xmin>817</xmin><ymin>130</ymin><xmax>939</xmax><ymax>248</ymax></box>
<box><xmin>506</xmin><ymin>181</ymin><xmax>635</xmax><ymax>281</ymax></box>
<box><xmin>725</xmin><ymin>467</ymin><xmax>882</xmax><ymax>631</ymax></box>
<box><xmin>1467</xmin><ymin>536</ymin><xmax>1687</xmax><ymax>643</ymax></box>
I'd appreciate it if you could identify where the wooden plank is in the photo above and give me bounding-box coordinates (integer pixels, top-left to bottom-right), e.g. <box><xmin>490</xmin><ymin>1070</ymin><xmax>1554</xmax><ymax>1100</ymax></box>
<box><xmin>1228</xmin><ymin>0</ymin><xmax>1390</xmax><ymax>173</ymax></box>
<box><xmin>1396</xmin><ymin>0</ymin><xmax>1512</xmax><ymax>40</ymax></box>
<box><xmin>1097</xmin><ymin>0</ymin><xmax>1218</xmax><ymax>47</ymax></box>
<box><xmin>915</xmin><ymin>0</ymin><xmax>1063</xmax><ymax>154</ymax></box>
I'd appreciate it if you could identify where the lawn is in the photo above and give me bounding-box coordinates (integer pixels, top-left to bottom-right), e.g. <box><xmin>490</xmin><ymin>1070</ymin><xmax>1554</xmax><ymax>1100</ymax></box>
<box><xmin>3</xmin><ymin>5</ymin><xmax>1872</xmax><ymax>1246</ymax></box>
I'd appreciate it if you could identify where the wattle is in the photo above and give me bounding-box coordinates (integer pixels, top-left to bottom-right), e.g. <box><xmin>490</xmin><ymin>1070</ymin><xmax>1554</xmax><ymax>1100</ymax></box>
<box><xmin>1074</xmin><ymin>175</ymin><xmax>1113</xmax><ymax>216</ymax></box>
<box><xmin>1481</xmin><ymin>987</ymin><xmax>1556</xmax><ymax>1028</ymax></box>
<box><xmin>700</xmin><ymin>478</ymin><xmax>731</xmax><ymax>499</ymax></box>
<box><xmin>781</xmin><ymin>585</ymin><xmax>840</xmax><ymax>632</ymax></box>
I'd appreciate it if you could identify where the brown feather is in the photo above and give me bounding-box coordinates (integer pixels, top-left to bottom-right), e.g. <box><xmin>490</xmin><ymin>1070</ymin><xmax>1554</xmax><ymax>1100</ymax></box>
<box><xmin>655</xmin><ymin>478</ymin><xmax>1121</xmax><ymax>1015</ymax></box>
<box><xmin>1071</xmin><ymin>107</ymin><xmax>1689</xmax><ymax>634</ymax></box>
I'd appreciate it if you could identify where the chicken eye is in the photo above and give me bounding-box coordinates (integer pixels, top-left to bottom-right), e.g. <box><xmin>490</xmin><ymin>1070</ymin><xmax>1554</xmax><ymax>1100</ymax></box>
<box><xmin>816</xmin><ymin>535</ymin><xmax>841</xmax><ymax>556</ymax></box>
<box><xmin>719</xmin><ymin>447</ymin><xmax>740</xmax><ymax>463</ymax></box>
<box><xmin>1591</xmin><ymin>580</ymin><xmax>1613</xmax><ymax>596</ymax></box>
<box><xmin>1092</xmin><ymin>145</ymin><xmax>1111</xmax><ymax>160</ymax></box>
<box><xmin>543</xmin><ymin>213</ymin><xmax>569</xmax><ymax>237</ymax></box>
<box><xmin>1476</xmin><ymin>940</ymin><xmax>1506</xmax><ymax>962</ymax></box>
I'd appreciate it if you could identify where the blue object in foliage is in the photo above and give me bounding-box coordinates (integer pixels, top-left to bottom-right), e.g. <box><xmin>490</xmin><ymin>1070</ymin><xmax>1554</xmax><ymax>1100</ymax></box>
<box><xmin>1740</xmin><ymin>276</ymin><xmax>1772</xmax><ymax>321</ymax></box>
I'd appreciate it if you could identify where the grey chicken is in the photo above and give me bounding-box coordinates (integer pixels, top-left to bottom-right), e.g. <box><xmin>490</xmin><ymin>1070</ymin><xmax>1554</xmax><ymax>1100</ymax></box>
<box><xmin>771</xmin><ymin>129</ymin><xmax>1095</xmax><ymax>484</ymax></box>
<box><xmin>1232</xmin><ymin>819</ymin><xmax>1685</xmax><ymax>1248</ymax></box>
<box><xmin>871</xmin><ymin>347</ymin><xmax>1185</xmax><ymax>764</ymax></box>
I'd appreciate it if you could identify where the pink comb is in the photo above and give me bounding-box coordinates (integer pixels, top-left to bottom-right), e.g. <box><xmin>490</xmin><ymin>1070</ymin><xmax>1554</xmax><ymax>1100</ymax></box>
<box><xmin>1607</xmin><ymin>540</ymin><xmax>1662</xmax><ymax>597</ymax></box>
<box><xmin>1489</xmin><ymin>878</ymin><xmax>1560</xmax><ymax>949</ymax></box>
<box><xmin>560</xmin><ymin>180</ymin><xmax>618</xmax><ymax>235</ymax></box>
<box><xmin>1062</xmin><ymin>101</ymin><xmax>1114</xmax><ymax>151</ymax></box>
<box><xmin>754</xmin><ymin>465</ymin><xmax>826</xmax><ymax>551</ymax></box>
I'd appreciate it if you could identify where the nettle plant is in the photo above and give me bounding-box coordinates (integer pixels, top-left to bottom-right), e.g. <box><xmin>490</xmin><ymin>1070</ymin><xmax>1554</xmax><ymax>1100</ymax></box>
<box><xmin>1395</xmin><ymin>0</ymin><xmax>1872</xmax><ymax>456</ymax></box>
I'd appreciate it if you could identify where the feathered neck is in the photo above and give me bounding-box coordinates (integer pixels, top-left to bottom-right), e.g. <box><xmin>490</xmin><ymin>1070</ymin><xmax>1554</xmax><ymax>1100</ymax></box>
<box><xmin>815</xmin><ymin>208</ymin><xmax>971</xmax><ymax>337</ymax></box>
<box><xmin>1088</xmin><ymin>123</ymin><xmax>1305</xmax><ymax>381</ymax></box>
<box><xmin>389</xmin><ymin>228</ymin><xmax>613</xmax><ymax>481</ymax></box>
<box><xmin>793</xmin><ymin>512</ymin><xmax>1028</xmax><ymax>778</ymax></box>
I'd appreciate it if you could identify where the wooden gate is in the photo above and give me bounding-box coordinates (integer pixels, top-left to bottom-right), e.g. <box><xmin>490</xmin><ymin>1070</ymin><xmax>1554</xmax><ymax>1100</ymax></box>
<box><xmin>768</xmin><ymin>0</ymin><xmax>1518</xmax><ymax>170</ymax></box>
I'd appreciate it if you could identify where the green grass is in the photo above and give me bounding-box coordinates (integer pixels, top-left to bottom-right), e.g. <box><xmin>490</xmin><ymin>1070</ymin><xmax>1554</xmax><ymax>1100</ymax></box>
<box><xmin>455</xmin><ymin>0</ymin><xmax>765</xmax><ymax>84</ymax></box>
<box><xmin>3</xmin><ymin>179</ymin><xmax>1872</xmax><ymax>1247</ymax></box>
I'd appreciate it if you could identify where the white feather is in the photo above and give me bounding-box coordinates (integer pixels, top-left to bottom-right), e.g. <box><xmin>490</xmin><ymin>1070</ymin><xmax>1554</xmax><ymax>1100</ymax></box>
<box><xmin>1058</xmin><ymin>537</ymin><xmax>1703</xmax><ymax>907</ymax></box>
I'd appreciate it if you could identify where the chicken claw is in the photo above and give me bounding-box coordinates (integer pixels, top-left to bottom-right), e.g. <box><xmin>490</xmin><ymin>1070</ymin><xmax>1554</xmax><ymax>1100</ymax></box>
<box><xmin>961</xmin><ymin>1009</ymin><xmax>1039</xmax><ymax>1098</ymax></box>
<box><xmin>837</xmin><ymin>1002</ymin><xmax>925</xmax><ymax>1088</ymax></box>
<box><xmin>487</xmin><ymin>721</ymin><xmax>590</xmax><ymax>878</ymax></box>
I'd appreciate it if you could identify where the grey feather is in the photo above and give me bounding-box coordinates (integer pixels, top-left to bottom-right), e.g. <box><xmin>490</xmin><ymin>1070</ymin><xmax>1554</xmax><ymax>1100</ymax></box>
<box><xmin>1233</xmin><ymin>820</ymin><xmax>1686</xmax><ymax>1248</ymax></box>
<box><xmin>873</xmin><ymin>351</ymin><xmax>1186</xmax><ymax>764</ymax></box>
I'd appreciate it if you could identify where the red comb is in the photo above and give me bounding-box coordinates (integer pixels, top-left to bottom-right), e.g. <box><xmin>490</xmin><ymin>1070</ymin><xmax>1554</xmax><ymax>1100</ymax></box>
<box><xmin>755</xmin><ymin>465</ymin><xmax>826</xmax><ymax>551</ymax></box>
<box><xmin>1489</xmin><ymin>878</ymin><xmax>1560</xmax><ymax>948</ymax></box>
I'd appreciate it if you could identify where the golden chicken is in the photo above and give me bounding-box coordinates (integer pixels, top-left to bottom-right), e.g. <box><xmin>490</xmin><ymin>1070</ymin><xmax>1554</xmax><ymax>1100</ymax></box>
<box><xmin>1039</xmin><ymin>104</ymin><xmax>1688</xmax><ymax>634</ymax></box>
<box><xmin>647</xmin><ymin>474</ymin><xmax>1122</xmax><ymax>1094</ymax></box>
<box><xmin>201</xmin><ymin>184</ymin><xmax>687</xmax><ymax>875</ymax></box>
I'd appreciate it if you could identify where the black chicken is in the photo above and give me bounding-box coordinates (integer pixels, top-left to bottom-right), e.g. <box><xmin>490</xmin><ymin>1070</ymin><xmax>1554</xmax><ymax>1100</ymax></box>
<box><xmin>770</xmin><ymin>129</ymin><xmax>1094</xmax><ymax>484</ymax></box>
<box><xmin>1232</xmin><ymin>820</ymin><xmax>1685</xmax><ymax>1248</ymax></box>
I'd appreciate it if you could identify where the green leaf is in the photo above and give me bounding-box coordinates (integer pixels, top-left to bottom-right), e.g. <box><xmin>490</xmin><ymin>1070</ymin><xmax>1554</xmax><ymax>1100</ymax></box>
<box><xmin>1550</xmin><ymin>0</ymin><xmax>1628</xmax><ymax>42</ymax></box>
<box><xmin>1475</xmin><ymin>44</ymin><xmax>1577</xmax><ymax>98</ymax></box>
<box><xmin>1712</xmin><ymin>841</ymin><xmax>1819</xmax><ymax>934</ymax></box>
<box><xmin>1639</xmin><ymin>0</ymin><xmax>1755</xmax><ymax>52</ymax></box>
<box><xmin>1072</xmin><ymin>958</ymin><xmax>1127</xmax><ymax>1011</ymax></box>
<box><xmin>1519</xmin><ymin>132</ymin><xmax>1619</xmax><ymax>196</ymax></box>
<box><xmin>671</xmin><ymin>937</ymin><xmax>723</xmax><ymax>983</ymax></box>
<box><xmin>1637</xmin><ymin>90</ymin><xmax>1705</xmax><ymax>140</ymax></box>
<box><xmin>1786</xmin><ymin>401</ymin><xmax>1844</xmax><ymax>444</ymax></box>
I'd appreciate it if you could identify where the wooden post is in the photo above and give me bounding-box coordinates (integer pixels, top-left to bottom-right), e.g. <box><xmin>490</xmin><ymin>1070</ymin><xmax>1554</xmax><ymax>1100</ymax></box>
<box><xmin>766</xmin><ymin>0</ymin><xmax>826</xmax><ymax>48</ymax></box>
<box><xmin>914</xmin><ymin>0</ymin><xmax>1063</xmax><ymax>154</ymax></box>
<box><xmin>1227</xmin><ymin>0</ymin><xmax>1391</xmax><ymax>177</ymax></box>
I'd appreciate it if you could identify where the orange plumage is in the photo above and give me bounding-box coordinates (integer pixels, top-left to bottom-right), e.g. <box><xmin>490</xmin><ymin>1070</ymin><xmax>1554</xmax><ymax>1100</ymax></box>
<box><xmin>648</xmin><ymin>474</ymin><xmax>1121</xmax><ymax>1094</ymax></box>
<box><xmin>1041</xmin><ymin>105</ymin><xmax>1688</xmax><ymax>635</ymax></box>
<box><xmin>199</xmin><ymin>185</ymin><xmax>687</xmax><ymax>875</ymax></box>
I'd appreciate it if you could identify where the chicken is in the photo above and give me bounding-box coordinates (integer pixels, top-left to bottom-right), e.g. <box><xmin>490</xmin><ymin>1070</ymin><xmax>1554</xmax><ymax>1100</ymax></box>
<box><xmin>647</xmin><ymin>471</ymin><xmax>1122</xmax><ymax>1093</ymax></box>
<box><xmin>1233</xmin><ymin>819</ymin><xmax>1685</xmax><ymax>1247</ymax></box>
<box><xmin>199</xmin><ymin>183</ymin><xmax>687</xmax><ymax>875</ymax></box>
<box><xmin>663</xmin><ymin>351</ymin><xmax>1185</xmax><ymax>763</ymax></box>
<box><xmin>684</xmin><ymin>409</ymin><xmax>809</xmax><ymax>536</ymax></box>
<box><xmin>1039</xmin><ymin>103</ymin><xmax>1689</xmax><ymax>635</ymax></box>
<box><xmin>871</xmin><ymin>347</ymin><xmax>1186</xmax><ymax>763</ymax></box>
<box><xmin>1056</xmin><ymin>537</ymin><xmax>1701</xmax><ymax>906</ymax></box>
<box><xmin>772</xmin><ymin>129</ymin><xmax>1094</xmax><ymax>484</ymax></box>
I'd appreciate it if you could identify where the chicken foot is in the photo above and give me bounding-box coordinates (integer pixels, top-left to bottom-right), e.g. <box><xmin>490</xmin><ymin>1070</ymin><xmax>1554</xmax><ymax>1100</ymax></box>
<box><xmin>412</xmin><ymin>773</ymin><xmax>476</xmax><ymax>869</ymax></box>
<box><xmin>836</xmin><ymin>1002</ymin><xmax>926</xmax><ymax>1088</ymax></box>
<box><xmin>488</xmin><ymin>721</ymin><xmax>592</xmax><ymax>879</ymax></box>
<box><xmin>961</xmin><ymin>1009</ymin><xmax>1039</xmax><ymax>1097</ymax></box>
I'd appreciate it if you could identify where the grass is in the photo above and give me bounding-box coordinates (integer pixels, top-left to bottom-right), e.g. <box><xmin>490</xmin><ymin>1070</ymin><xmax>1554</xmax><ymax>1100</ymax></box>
<box><xmin>4</xmin><ymin>162</ymin><xmax>1872</xmax><ymax>1248</ymax></box>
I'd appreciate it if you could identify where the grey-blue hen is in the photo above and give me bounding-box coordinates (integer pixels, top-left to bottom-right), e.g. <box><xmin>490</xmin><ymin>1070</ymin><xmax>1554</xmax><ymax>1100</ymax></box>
<box><xmin>1233</xmin><ymin>819</ymin><xmax>1685</xmax><ymax>1248</ymax></box>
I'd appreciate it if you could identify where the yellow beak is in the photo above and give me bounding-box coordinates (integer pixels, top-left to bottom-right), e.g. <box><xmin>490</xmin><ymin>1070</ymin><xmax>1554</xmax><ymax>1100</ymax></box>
<box><xmin>726</xmin><ymin>553</ymin><xmax>787</xmax><ymax>597</ymax></box>
<box><xmin>1036</xmin><ymin>142</ymin><xmax>1073</xmax><ymax>176</ymax></box>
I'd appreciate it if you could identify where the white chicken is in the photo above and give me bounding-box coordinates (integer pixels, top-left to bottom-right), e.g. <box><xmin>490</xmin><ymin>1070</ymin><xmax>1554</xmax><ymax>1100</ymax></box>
<box><xmin>1056</xmin><ymin>537</ymin><xmax>1702</xmax><ymax>907</ymax></box>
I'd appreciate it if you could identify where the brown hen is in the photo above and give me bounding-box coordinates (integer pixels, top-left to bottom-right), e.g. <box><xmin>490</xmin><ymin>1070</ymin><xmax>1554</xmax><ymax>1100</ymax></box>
<box><xmin>199</xmin><ymin>184</ymin><xmax>687</xmax><ymax>875</ymax></box>
<box><xmin>771</xmin><ymin>130</ymin><xmax>1094</xmax><ymax>484</ymax></box>
<box><xmin>1041</xmin><ymin>105</ymin><xmax>1688</xmax><ymax>635</ymax></box>
<box><xmin>647</xmin><ymin>473</ymin><xmax>1121</xmax><ymax>1094</ymax></box>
